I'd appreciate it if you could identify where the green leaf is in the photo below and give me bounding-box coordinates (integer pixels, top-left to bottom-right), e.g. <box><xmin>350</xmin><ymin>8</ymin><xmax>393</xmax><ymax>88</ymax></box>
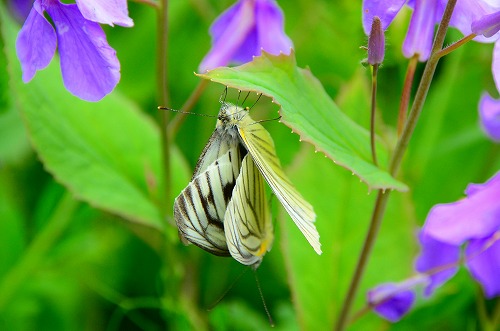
<box><xmin>1</xmin><ymin>9</ymin><xmax>189</xmax><ymax>229</ymax></box>
<box><xmin>197</xmin><ymin>52</ymin><xmax>407</xmax><ymax>192</ymax></box>
<box><xmin>279</xmin><ymin>146</ymin><xmax>416</xmax><ymax>330</ymax></box>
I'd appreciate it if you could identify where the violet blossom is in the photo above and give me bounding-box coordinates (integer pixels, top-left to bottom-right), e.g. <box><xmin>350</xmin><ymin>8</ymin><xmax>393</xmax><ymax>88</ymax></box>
<box><xmin>367</xmin><ymin>279</ymin><xmax>421</xmax><ymax>322</ymax></box>
<box><xmin>362</xmin><ymin>0</ymin><xmax>500</xmax><ymax>62</ymax></box>
<box><xmin>478</xmin><ymin>92</ymin><xmax>500</xmax><ymax>142</ymax></box>
<box><xmin>16</xmin><ymin>0</ymin><xmax>133</xmax><ymax>101</ymax></box>
<box><xmin>198</xmin><ymin>0</ymin><xmax>293</xmax><ymax>73</ymax></box>
<box><xmin>369</xmin><ymin>171</ymin><xmax>500</xmax><ymax>322</ymax></box>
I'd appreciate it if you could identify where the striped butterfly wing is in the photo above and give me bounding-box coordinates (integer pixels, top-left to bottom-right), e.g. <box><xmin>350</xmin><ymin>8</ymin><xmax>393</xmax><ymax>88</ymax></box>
<box><xmin>237</xmin><ymin>116</ymin><xmax>322</xmax><ymax>255</ymax></box>
<box><xmin>192</xmin><ymin>127</ymin><xmax>242</xmax><ymax>178</ymax></box>
<box><xmin>224</xmin><ymin>154</ymin><xmax>274</xmax><ymax>266</ymax></box>
<box><xmin>174</xmin><ymin>146</ymin><xmax>243</xmax><ymax>256</ymax></box>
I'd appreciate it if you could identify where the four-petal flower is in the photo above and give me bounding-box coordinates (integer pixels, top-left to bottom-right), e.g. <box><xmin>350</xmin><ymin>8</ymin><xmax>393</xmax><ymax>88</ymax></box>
<box><xmin>16</xmin><ymin>0</ymin><xmax>133</xmax><ymax>101</ymax></box>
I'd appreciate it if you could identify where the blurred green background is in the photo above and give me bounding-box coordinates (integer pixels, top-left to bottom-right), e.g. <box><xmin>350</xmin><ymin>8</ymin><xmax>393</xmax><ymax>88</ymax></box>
<box><xmin>1</xmin><ymin>0</ymin><xmax>499</xmax><ymax>330</ymax></box>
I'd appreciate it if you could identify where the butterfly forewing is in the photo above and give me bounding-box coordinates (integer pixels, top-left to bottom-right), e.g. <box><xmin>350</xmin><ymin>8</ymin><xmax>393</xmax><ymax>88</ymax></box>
<box><xmin>237</xmin><ymin>115</ymin><xmax>322</xmax><ymax>255</ymax></box>
<box><xmin>174</xmin><ymin>147</ymin><xmax>243</xmax><ymax>256</ymax></box>
<box><xmin>224</xmin><ymin>154</ymin><xmax>274</xmax><ymax>266</ymax></box>
<box><xmin>192</xmin><ymin>124</ymin><xmax>242</xmax><ymax>178</ymax></box>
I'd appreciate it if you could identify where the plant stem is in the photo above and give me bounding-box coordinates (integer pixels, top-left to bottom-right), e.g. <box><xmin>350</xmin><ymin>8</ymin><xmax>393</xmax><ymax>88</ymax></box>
<box><xmin>0</xmin><ymin>192</ymin><xmax>78</xmax><ymax>311</ymax></box>
<box><xmin>157</xmin><ymin>0</ymin><xmax>171</xmax><ymax>217</ymax></box>
<box><xmin>167</xmin><ymin>79</ymin><xmax>209</xmax><ymax>141</ymax></box>
<box><xmin>334</xmin><ymin>1</ymin><xmax>457</xmax><ymax>330</ymax></box>
<box><xmin>435</xmin><ymin>33</ymin><xmax>476</xmax><ymax>59</ymax></box>
<box><xmin>370</xmin><ymin>64</ymin><xmax>379</xmax><ymax>166</ymax></box>
<box><xmin>131</xmin><ymin>0</ymin><xmax>159</xmax><ymax>8</ymax></box>
<box><xmin>397</xmin><ymin>55</ymin><xmax>418</xmax><ymax>136</ymax></box>
<box><xmin>389</xmin><ymin>0</ymin><xmax>456</xmax><ymax>176</ymax></box>
<box><xmin>489</xmin><ymin>298</ymin><xmax>500</xmax><ymax>331</ymax></box>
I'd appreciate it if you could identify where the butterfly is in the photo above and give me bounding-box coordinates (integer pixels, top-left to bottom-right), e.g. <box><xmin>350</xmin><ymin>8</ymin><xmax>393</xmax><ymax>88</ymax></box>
<box><xmin>174</xmin><ymin>96</ymin><xmax>321</xmax><ymax>267</ymax></box>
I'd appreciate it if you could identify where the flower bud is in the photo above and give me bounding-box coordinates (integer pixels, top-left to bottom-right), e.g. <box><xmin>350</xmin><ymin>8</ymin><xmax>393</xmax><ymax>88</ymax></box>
<box><xmin>367</xmin><ymin>16</ymin><xmax>385</xmax><ymax>65</ymax></box>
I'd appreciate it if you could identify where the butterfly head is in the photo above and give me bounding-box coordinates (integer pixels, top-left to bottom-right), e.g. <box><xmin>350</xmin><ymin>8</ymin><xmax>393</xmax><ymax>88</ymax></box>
<box><xmin>217</xmin><ymin>102</ymin><xmax>249</xmax><ymax>127</ymax></box>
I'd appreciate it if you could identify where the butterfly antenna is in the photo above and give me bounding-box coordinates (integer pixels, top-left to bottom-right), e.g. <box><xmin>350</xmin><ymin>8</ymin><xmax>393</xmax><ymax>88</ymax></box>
<box><xmin>241</xmin><ymin>91</ymin><xmax>251</xmax><ymax>107</ymax></box>
<box><xmin>249</xmin><ymin>93</ymin><xmax>263</xmax><ymax>110</ymax></box>
<box><xmin>236</xmin><ymin>89</ymin><xmax>242</xmax><ymax>108</ymax></box>
<box><xmin>219</xmin><ymin>86</ymin><xmax>228</xmax><ymax>104</ymax></box>
<box><xmin>158</xmin><ymin>106</ymin><xmax>216</xmax><ymax>118</ymax></box>
<box><xmin>253</xmin><ymin>269</ymin><xmax>275</xmax><ymax>327</ymax></box>
<box><xmin>251</xmin><ymin>115</ymin><xmax>282</xmax><ymax>125</ymax></box>
<box><xmin>206</xmin><ymin>267</ymin><xmax>248</xmax><ymax>311</ymax></box>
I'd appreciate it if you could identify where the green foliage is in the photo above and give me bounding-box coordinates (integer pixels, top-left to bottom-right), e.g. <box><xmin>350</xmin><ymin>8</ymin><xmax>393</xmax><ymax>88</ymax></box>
<box><xmin>199</xmin><ymin>52</ymin><xmax>408</xmax><ymax>192</ymax></box>
<box><xmin>0</xmin><ymin>0</ymin><xmax>497</xmax><ymax>330</ymax></box>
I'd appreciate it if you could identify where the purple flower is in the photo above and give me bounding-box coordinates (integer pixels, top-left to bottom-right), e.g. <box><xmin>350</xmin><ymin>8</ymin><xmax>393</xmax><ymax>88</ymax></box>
<box><xmin>369</xmin><ymin>172</ymin><xmax>500</xmax><ymax>322</ymax></box>
<box><xmin>198</xmin><ymin>0</ymin><xmax>293</xmax><ymax>73</ymax></box>
<box><xmin>478</xmin><ymin>92</ymin><xmax>500</xmax><ymax>142</ymax></box>
<box><xmin>362</xmin><ymin>0</ymin><xmax>500</xmax><ymax>61</ymax></box>
<box><xmin>367</xmin><ymin>279</ymin><xmax>421</xmax><ymax>322</ymax></box>
<box><xmin>472</xmin><ymin>10</ymin><xmax>500</xmax><ymax>38</ymax></box>
<box><xmin>417</xmin><ymin>171</ymin><xmax>500</xmax><ymax>298</ymax></box>
<box><xmin>16</xmin><ymin>0</ymin><xmax>133</xmax><ymax>101</ymax></box>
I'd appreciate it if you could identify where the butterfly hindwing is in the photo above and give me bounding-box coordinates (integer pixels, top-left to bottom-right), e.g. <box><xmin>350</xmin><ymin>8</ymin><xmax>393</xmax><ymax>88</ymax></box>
<box><xmin>224</xmin><ymin>154</ymin><xmax>273</xmax><ymax>266</ymax></box>
<box><xmin>174</xmin><ymin>146</ymin><xmax>243</xmax><ymax>256</ymax></box>
<box><xmin>237</xmin><ymin>116</ymin><xmax>322</xmax><ymax>255</ymax></box>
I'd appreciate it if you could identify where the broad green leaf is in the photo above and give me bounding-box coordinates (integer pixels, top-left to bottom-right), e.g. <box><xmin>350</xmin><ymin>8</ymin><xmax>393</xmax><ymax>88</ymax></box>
<box><xmin>1</xmin><ymin>9</ymin><xmax>189</xmax><ymax>229</ymax></box>
<box><xmin>279</xmin><ymin>145</ymin><xmax>415</xmax><ymax>330</ymax></box>
<box><xmin>197</xmin><ymin>52</ymin><xmax>407</xmax><ymax>192</ymax></box>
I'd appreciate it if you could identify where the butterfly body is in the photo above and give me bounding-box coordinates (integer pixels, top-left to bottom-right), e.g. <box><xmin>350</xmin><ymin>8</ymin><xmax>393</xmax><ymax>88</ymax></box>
<box><xmin>174</xmin><ymin>101</ymin><xmax>321</xmax><ymax>267</ymax></box>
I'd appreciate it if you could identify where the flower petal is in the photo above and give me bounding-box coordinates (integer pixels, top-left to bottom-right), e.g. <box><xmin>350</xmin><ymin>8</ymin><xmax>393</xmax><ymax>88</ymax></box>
<box><xmin>368</xmin><ymin>282</ymin><xmax>417</xmax><ymax>322</ymax></box>
<box><xmin>478</xmin><ymin>92</ymin><xmax>500</xmax><ymax>142</ymax></box>
<box><xmin>471</xmin><ymin>10</ymin><xmax>500</xmax><ymax>38</ymax></box>
<box><xmin>493</xmin><ymin>40</ymin><xmax>500</xmax><ymax>94</ymax></box>
<box><xmin>403</xmin><ymin>0</ymin><xmax>441</xmax><ymax>61</ymax></box>
<box><xmin>466</xmin><ymin>233</ymin><xmax>500</xmax><ymax>298</ymax></box>
<box><xmin>255</xmin><ymin>0</ymin><xmax>293</xmax><ymax>55</ymax></box>
<box><xmin>423</xmin><ymin>171</ymin><xmax>500</xmax><ymax>245</ymax></box>
<box><xmin>15</xmin><ymin>2</ymin><xmax>56</xmax><ymax>82</ymax></box>
<box><xmin>361</xmin><ymin>0</ymin><xmax>407</xmax><ymax>35</ymax></box>
<box><xmin>451</xmin><ymin>0</ymin><xmax>500</xmax><ymax>42</ymax></box>
<box><xmin>45</xmin><ymin>2</ymin><xmax>120</xmax><ymax>101</ymax></box>
<box><xmin>75</xmin><ymin>0</ymin><xmax>133</xmax><ymax>27</ymax></box>
<box><xmin>415</xmin><ymin>232</ymin><xmax>460</xmax><ymax>296</ymax></box>
<box><xmin>198</xmin><ymin>0</ymin><xmax>255</xmax><ymax>72</ymax></box>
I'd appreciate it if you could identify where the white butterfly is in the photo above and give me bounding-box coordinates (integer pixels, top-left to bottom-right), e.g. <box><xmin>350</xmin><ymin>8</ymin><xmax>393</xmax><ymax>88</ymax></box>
<box><xmin>174</xmin><ymin>99</ymin><xmax>321</xmax><ymax>266</ymax></box>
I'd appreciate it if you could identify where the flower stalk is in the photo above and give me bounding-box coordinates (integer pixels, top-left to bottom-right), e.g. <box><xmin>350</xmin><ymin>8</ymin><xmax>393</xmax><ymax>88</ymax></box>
<box><xmin>367</xmin><ymin>16</ymin><xmax>384</xmax><ymax>166</ymax></box>
<box><xmin>370</xmin><ymin>64</ymin><xmax>379</xmax><ymax>166</ymax></box>
<box><xmin>397</xmin><ymin>55</ymin><xmax>418</xmax><ymax>136</ymax></box>
<box><xmin>157</xmin><ymin>0</ymin><xmax>172</xmax><ymax>218</ymax></box>
<box><xmin>334</xmin><ymin>1</ymin><xmax>458</xmax><ymax>330</ymax></box>
<box><xmin>167</xmin><ymin>79</ymin><xmax>209</xmax><ymax>140</ymax></box>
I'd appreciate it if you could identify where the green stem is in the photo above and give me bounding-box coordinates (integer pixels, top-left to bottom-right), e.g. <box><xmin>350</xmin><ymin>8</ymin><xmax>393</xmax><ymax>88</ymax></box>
<box><xmin>131</xmin><ymin>0</ymin><xmax>159</xmax><ymax>8</ymax></box>
<box><xmin>0</xmin><ymin>192</ymin><xmax>78</xmax><ymax>311</ymax></box>
<box><xmin>370</xmin><ymin>64</ymin><xmax>379</xmax><ymax>166</ymax></box>
<box><xmin>435</xmin><ymin>33</ymin><xmax>476</xmax><ymax>59</ymax></box>
<box><xmin>397</xmin><ymin>55</ymin><xmax>418</xmax><ymax>136</ymax></box>
<box><xmin>157</xmin><ymin>0</ymin><xmax>171</xmax><ymax>218</ymax></box>
<box><xmin>334</xmin><ymin>1</ymin><xmax>458</xmax><ymax>330</ymax></box>
<box><xmin>389</xmin><ymin>0</ymin><xmax>456</xmax><ymax>176</ymax></box>
<box><xmin>167</xmin><ymin>79</ymin><xmax>209</xmax><ymax>141</ymax></box>
<box><xmin>489</xmin><ymin>298</ymin><xmax>500</xmax><ymax>330</ymax></box>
